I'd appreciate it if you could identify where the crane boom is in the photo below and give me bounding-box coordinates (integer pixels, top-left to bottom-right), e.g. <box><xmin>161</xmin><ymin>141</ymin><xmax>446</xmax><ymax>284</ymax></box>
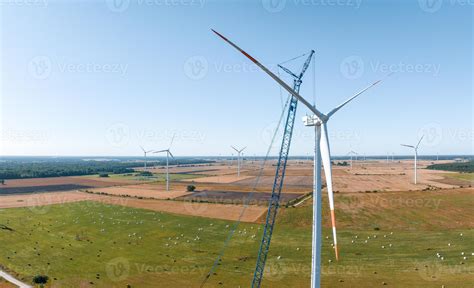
<box><xmin>252</xmin><ymin>50</ymin><xmax>314</xmax><ymax>287</ymax></box>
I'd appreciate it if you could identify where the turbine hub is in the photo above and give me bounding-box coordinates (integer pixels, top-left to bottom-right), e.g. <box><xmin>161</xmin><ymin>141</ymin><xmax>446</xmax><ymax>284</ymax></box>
<box><xmin>302</xmin><ymin>115</ymin><xmax>322</xmax><ymax>126</ymax></box>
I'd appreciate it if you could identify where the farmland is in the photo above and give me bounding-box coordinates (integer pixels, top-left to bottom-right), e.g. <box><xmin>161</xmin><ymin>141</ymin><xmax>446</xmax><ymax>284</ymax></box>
<box><xmin>0</xmin><ymin>159</ymin><xmax>473</xmax><ymax>287</ymax></box>
<box><xmin>0</xmin><ymin>188</ymin><xmax>473</xmax><ymax>287</ymax></box>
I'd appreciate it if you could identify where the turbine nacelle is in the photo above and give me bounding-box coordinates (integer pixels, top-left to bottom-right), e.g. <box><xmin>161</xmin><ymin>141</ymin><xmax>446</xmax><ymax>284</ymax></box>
<box><xmin>303</xmin><ymin>114</ymin><xmax>323</xmax><ymax>126</ymax></box>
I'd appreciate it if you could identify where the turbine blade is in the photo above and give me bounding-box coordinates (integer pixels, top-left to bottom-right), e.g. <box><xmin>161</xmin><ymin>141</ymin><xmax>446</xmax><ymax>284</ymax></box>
<box><xmin>140</xmin><ymin>146</ymin><xmax>145</xmax><ymax>153</ymax></box>
<box><xmin>169</xmin><ymin>133</ymin><xmax>176</xmax><ymax>149</ymax></box>
<box><xmin>231</xmin><ymin>146</ymin><xmax>239</xmax><ymax>152</ymax></box>
<box><xmin>416</xmin><ymin>135</ymin><xmax>424</xmax><ymax>149</ymax></box>
<box><xmin>168</xmin><ymin>151</ymin><xmax>175</xmax><ymax>160</ymax></box>
<box><xmin>153</xmin><ymin>150</ymin><xmax>168</xmax><ymax>153</ymax></box>
<box><xmin>241</xmin><ymin>146</ymin><xmax>247</xmax><ymax>152</ymax></box>
<box><xmin>400</xmin><ymin>144</ymin><xmax>415</xmax><ymax>148</ymax></box>
<box><xmin>212</xmin><ymin>29</ymin><xmax>325</xmax><ymax>119</ymax></box>
<box><xmin>326</xmin><ymin>73</ymin><xmax>393</xmax><ymax>118</ymax></box>
<box><xmin>320</xmin><ymin>122</ymin><xmax>339</xmax><ymax>261</ymax></box>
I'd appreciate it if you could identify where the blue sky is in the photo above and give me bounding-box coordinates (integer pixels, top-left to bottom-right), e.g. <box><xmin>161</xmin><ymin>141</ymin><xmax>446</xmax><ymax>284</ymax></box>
<box><xmin>1</xmin><ymin>0</ymin><xmax>472</xmax><ymax>157</ymax></box>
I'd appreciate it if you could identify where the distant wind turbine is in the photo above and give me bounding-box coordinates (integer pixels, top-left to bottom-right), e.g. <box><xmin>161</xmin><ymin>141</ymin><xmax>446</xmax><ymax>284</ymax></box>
<box><xmin>231</xmin><ymin>146</ymin><xmax>246</xmax><ymax>177</ymax></box>
<box><xmin>140</xmin><ymin>146</ymin><xmax>154</xmax><ymax>170</ymax></box>
<box><xmin>154</xmin><ymin>134</ymin><xmax>177</xmax><ymax>191</ymax></box>
<box><xmin>401</xmin><ymin>135</ymin><xmax>424</xmax><ymax>184</ymax></box>
<box><xmin>347</xmin><ymin>150</ymin><xmax>358</xmax><ymax>169</ymax></box>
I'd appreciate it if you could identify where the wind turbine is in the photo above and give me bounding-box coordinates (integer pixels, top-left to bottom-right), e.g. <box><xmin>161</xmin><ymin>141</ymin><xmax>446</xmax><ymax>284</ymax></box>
<box><xmin>401</xmin><ymin>135</ymin><xmax>424</xmax><ymax>184</ymax></box>
<box><xmin>212</xmin><ymin>29</ymin><xmax>389</xmax><ymax>288</ymax></box>
<box><xmin>140</xmin><ymin>146</ymin><xmax>154</xmax><ymax>170</ymax></box>
<box><xmin>347</xmin><ymin>150</ymin><xmax>358</xmax><ymax>169</ymax></box>
<box><xmin>154</xmin><ymin>134</ymin><xmax>177</xmax><ymax>191</ymax></box>
<box><xmin>231</xmin><ymin>146</ymin><xmax>246</xmax><ymax>177</ymax></box>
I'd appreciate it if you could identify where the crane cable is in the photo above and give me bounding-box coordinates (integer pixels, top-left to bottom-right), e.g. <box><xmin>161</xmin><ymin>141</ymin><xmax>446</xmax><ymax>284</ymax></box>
<box><xmin>200</xmin><ymin>69</ymin><xmax>293</xmax><ymax>288</ymax></box>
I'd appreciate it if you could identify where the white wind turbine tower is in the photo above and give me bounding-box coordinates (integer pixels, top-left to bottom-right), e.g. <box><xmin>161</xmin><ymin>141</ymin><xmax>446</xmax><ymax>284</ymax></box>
<box><xmin>212</xmin><ymin>29</ymin><xmax>390</xmax><ymax>288</ymax></box>
<box><xmin>347</xmin><ymin>150</ymin><xmax>358</xmax><ymax>169</ymax></box>
<box><xmin>231</xmin><ymin>146</ymin><xmax>246</xmax><ymax>177</ymax></box>
<box><xmin>140</xmin><ymin>146</ymin><xmax>154</xmax><ymax>170</ymax></box>
<box><xmin>154</xmin><ymin>134</ymin><xmax>177</xmax><ymax>191</ymax></box>
<box><xmin>401</xmin><ymin>135</ymin><xmax>424</xmax><ymax>185</ymax></box>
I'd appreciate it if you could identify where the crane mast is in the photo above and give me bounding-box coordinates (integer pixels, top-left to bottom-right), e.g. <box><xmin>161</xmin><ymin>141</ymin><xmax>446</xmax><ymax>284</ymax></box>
<box><xmin>252</xmin><ymin>50</ymin><xmax>315</xmax><ymax>287</ymax></box>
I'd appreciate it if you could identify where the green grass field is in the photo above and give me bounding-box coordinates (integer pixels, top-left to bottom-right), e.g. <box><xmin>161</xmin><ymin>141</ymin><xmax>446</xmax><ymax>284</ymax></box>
<box><xmin>0</xmin><ymin>190</ymin><xmax>473</xmax><ymax>287</ymax></box>
<box><xmin>444</xmin><ymin>173</ymin><xmax>474</xmax><ymax>183</ymax></box>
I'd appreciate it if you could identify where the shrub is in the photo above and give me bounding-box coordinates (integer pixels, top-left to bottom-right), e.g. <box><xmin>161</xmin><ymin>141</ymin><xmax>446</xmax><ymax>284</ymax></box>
<box><xmin>187</xmin><ymin>185</ymin><xmax>196</xmax><ymax>192</ymax></box>
<box><xmin>33</xmin><ymin>275</ymin><xmax>49</xmax><ymax>287</ymax></box>
<box><xmin>99</xmin><ymin>173</ymin><xmax>109</xmax><ymax>178</ymax></box>
<box><xmin>140</xmin><ymin>171</ymin><xmax>153</xmax><ymax>177</ymax></box>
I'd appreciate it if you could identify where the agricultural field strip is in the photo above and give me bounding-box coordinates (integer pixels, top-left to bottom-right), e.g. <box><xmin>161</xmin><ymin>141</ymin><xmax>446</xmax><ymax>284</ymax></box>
<box><xmin>0</xmin><ymin>184</ymin><xmax>94</xmax><ymax>195</ymax></box>
<box><xmin>0</xmin><ymin>191</ymin><xmax>267</xmax><ymax>223</ymax></box>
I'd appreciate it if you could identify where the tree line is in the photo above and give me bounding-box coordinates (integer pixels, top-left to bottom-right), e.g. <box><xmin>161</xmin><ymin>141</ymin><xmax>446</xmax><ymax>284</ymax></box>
<box><xmin>0</xmin><ymin>159</ymin><xmax>213</xmax><ymax>179</ymax></box>
<box><xmin>426</xmin><ymin>161</ymin><xmax>473</xmax><ymax>173</ymax></box>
